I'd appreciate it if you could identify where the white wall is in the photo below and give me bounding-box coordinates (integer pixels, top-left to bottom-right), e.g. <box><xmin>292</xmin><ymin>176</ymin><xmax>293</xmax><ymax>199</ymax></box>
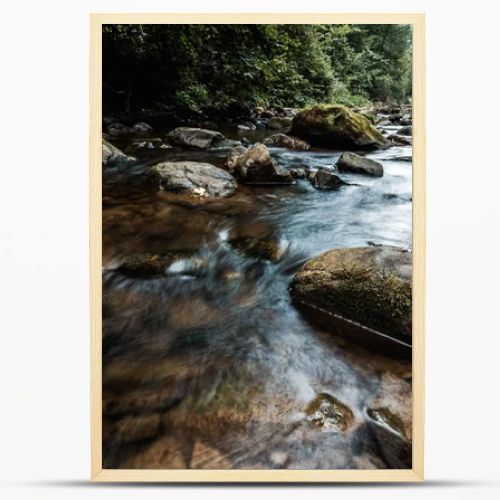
<box><xmin>1</xmin><ymin>0</ymin><xmax>499</xmax><ymax>498</ymax></box>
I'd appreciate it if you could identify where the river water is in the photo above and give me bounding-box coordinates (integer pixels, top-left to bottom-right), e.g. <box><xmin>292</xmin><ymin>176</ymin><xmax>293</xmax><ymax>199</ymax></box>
<box><xmin>102</xmin><ymin>125</ymin><xmax>412</xmax><ymax>469</ymax></box>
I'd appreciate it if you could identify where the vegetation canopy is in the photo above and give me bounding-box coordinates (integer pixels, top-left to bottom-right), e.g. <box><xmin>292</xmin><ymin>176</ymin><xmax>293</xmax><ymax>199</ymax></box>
<box><xmin>103</xmin><ymin>24</ymin><xmax>412</xmax><ymax>114</ymax></box>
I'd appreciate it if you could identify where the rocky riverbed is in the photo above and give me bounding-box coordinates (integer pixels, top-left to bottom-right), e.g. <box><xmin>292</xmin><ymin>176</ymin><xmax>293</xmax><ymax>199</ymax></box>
<box><xmin>102</xmin><ymin>104</ymin><xmax>413</xmax><ymax>469</ymax></box>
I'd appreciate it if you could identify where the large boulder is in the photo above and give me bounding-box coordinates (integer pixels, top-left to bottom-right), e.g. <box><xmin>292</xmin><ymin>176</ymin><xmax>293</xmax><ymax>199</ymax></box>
<box><xmin>263</xmin><ymin>133</ymin><xmax>310</xmax><ymax>150</ymax></box>
<box><xmin>310</xmin><ymin>169</ymin><xmax>346</xmax><ymax>190</ymax></box>
<box><xmin>102</xmin><ymin>139</ymin><xmax>135</xmax><ymax>168</ymax></box>
<box><xmin>227</xmin><ymin>144</ymin><xmax>294</xmax><ymax>184</ymax></box>
<box><xmin>290</xmin><ymin>246</ymin><xmax>412</xmax><ymax>358</ymax></box>
<box><xmin>336</xmin><ymin>152</ymin><xmax>384</xmax><ymax>177</ymax></box>
<box><xmin>167</xmin><ymin>127</ymin><xmax>227</xmax><ymax>149</ymax></box>
<box><xmin>150</xmin><ymin>161</ymin><xmax>237</xmax><ymax>197</ymax></box>
<box><xmin>366</xmin><ymin>372</ymin><xmax>412</xmax><ymax>468</ymax></box>
<box><xmin>291</xmin><ymin>104</ymin><xmax>390</xmax><ymax>150</ymax></box>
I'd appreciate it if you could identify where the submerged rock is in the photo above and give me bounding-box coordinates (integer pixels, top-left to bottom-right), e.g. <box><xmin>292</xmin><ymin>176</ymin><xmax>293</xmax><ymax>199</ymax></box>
<box><xmin>305</xmin><ymin>393</ymin><xmax>354</xmax><ymax>432</ymax></box>
<box><xmin>229</xmin><ymin>143</ymin><xmax>294</xmax><ymax>184</ymax></box>
<box><xmin>291</xmin><ymin>104</ymin><xmax>390</xmax><ymax>150</ymax></box>
<box><xmin>366</xmin><ymin>372</ymin><xmax>412</xmax><ymax>468</ymax></box>
<box><xmin>190</xmin><ymin>441</ymin><xmax>233</xmax><ymax>469</ymax></box>
<box><xmin>150</xmin><ymin>161</ymin><xmax>237</xmax><ymax>197</ymax></box>
<box><xmin>290</xmin><ymin>246</ymin><xmax>412</xmax><ymax>355</ymax></box>
<box><xmin>336</xmin><ymin>152</ymin><xmax>384</xmax><ymax>177</ymax></box>
<box><xmin>167</xmin><ymin>127</ymin><xmax>227</xmax><ymax>149</ymax></box>
<box><xmin>310</xmin><ymin>169</ymin><xmax>346</xmax><ymax>190</ymax></box>
<box><xmin>102</xmin><ymin>139</ymin><xmax>135</xmax><ymax>168</ymax></box>
<box><xmin>228</xmin><ymin>236</ymin><xmax>287</xmax><ymax>262</ymax></box>
<box><xmin>110</xmin><ymin>414</ymin><xmax>161</xmax><ymax>443</ymax></box>
<box><xmin>263</xmin><ymin>133</ymin><xmax>311</xmax><ymax>150</ymax></box>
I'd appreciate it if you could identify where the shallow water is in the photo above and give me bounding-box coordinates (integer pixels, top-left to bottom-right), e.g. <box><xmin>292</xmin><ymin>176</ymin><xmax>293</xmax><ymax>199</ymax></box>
<box><xmin>102</xmin><ymin>125</ymin><xmax>412</xmax><ymax>469</ymax></box>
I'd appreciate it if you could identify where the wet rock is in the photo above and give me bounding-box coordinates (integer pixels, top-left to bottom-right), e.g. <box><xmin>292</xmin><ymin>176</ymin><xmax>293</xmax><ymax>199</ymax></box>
<box><xmin>289</xmin><ymin>167</ymin><xmax>306</xmax><ymax>179</ymax></box>
<box><xmin>118</xmin><ymin>252</ymin><xmax>196</xmax><ymax>278</ymax></box>
<box><xmin>237</xmin><ymin>121</ymin><xmax>257</xmax><ymax>131</ymax></box>
<box><xmin>110</xmin><ymin>414</ymin><xmax>161</xmax><ymax>443</ymax></box>
<box><xmin>388</xmin><ymin>134</ymin><xmax>412</xmax><ymax>146</ymax></box>
<box><xmin>229</xmin><ymin>236</ymin><xmax>287</xmax><ymax>262</ymax></box>
<box><xmin>366</xmin><ymin>372</ymin><xmax>412</xmax><ymax>468</ymax></box>
<box><xmin>167</xmin><ymin>127</ymin><xmax>227</xmax><ymax>149</ymax></box>
<box><xmin>397</xmin><ymin>126</ymin><xmax>412</xmax><ymax>136</ymax></box>
<box><xmin>102</xmin><ymin>139</ymin><xmax>135</xmax><ymax>168</ymax></box>
<box><xmin>310</xmin><ymin>169</ymin><xmax>346</xmax><ymax>190</ymax></box>
<box><xmin>305</xmin><ymin>393</ymin><xmax>354</xmax><ymax>432</ymax></box>
<box><xmin>291</xmin><ymin>104</ymin><xmax>390</xmax><ymax>150</ymax></box>
<box><xmin>132</xmin><ymin>121</ymin><xmax>153</xmax><ymax>133</ymax></box>
<box><xmin>225</xmin><ymin>145</ymin><xmax>249</xmax><ymax>171</ymax></box>
<box><xmin>230</xmin><ymin>143</ymin><xmax>294</xmax><ymax>184</ymax></box>
<box><xmin>336</xmin><ymin>152</ymin><xmax>384</xmax><ymax>177</ymax></box>
<box><xmin>150</xmin><ymin>161</ymin><xmax>237</xmax><ymax>197</ymax></box>
<box><xmin>263</xmin><ymin>133</ymin><xmax>311</xmax><ymax>150</ymax></box>
<box><xmin>267</xmin><ymin>116</ymin><xmax>293</xmax><ymax>130</ymax></box>
<box><xmin>104</xmin><ymin>388</ymin><xmax>185</xmax><ymax>417</ymax></box>
<box><xmin>290</xmin><ymin>246</ymin><xmax>412</xmax><ymax>352</ymax></box>
<box><xmin>190</xmin><ymin>441</ymin><xmax>233</xmax><ymax>469</ymax></box>
<box><xmin>107</xmin><ymin>122</ymin><xmax>134</xmax><ymax>137</ymax></box>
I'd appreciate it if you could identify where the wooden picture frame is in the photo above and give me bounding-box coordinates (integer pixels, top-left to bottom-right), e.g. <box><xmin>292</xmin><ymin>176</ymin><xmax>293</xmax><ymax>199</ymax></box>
<box><xmin>90</xmin><ymin>12</ymin><xmax>425</xmax><ymax>482</ymax></box>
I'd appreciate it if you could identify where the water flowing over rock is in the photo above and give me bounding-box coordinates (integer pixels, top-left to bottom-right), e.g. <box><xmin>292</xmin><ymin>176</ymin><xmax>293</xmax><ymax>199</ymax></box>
<box><xmin>150</xmin><ymin>161</ymin><xmax>237</xmax><ymax>197</ymax></box>
<box><xmin>167</xmin><ymin>127</ymin><xmax>227</xmax><ymax>149</ymax></box>
<box><xmin>290</xmin><ymin>246</ymin><xmax>412</xmax><ymax>357</ymax></box>
<box><xmin>366</xmin><ymin>372</ymin><xmax>412</xmax><ymax>468</ymax></box>
<box><xmin>228</xmin><ymin>143</ymin><xmax>294</xmax><ymax>184</ymax></box>
<box><xmin>305</xmin><ymin>393</ymin><xmax>354</xmax><ymax>432</ymax></box>
<box><xmin>336</xmin><ymin>152</ymin><xmax>384</xmax><ymax>177</ymax></box>
<box><xmin>310</xmin><ymin>169</ymin><xmax>346</xmax><ymax>190</ymax></box>
<box><xmin>291</xmin><ymin>104</ymin><xmax>390</xmax><ymax>150</ymax></box>
<box><xmin>263</xmin><ymin>133</ymin><xmax>311</xmax><ymax>150</ymax></box>
<box><xmin>102</xmin><ymin>139</ymin><xmax>135</xmax><ymax>168</ymax></box>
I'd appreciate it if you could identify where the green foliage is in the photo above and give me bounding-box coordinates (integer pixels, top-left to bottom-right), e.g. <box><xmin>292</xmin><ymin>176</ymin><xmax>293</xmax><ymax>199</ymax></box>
<box><xmin>103</xmin><ymin>24</ymin><xmax>412</xmax><ymax>113</ymax></box>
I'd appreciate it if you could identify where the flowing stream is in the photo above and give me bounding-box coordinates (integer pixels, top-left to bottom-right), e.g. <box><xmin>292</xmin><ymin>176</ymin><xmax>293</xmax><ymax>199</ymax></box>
<box><xmin>102</xmin><ymin>125</ymin><xmax>412</xmax><ymax>469</ymax></box>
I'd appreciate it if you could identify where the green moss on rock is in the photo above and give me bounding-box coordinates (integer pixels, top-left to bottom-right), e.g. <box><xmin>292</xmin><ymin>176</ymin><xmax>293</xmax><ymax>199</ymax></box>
<box><xmin>291</xmin><ymin>104</ymin><xmax>389</xmax><ymax>150</ymax></box>
<box><xmin>290</xmin><ymin>246</ymin><xmax>412</xmax><ymax>340</ymax></box>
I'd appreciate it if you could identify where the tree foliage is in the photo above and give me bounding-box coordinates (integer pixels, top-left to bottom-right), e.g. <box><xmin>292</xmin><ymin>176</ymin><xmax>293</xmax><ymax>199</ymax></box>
<box><xmin>103</xmin><ymin>24</ymin><xmax>412</xmax><ymax>113</ymax></box>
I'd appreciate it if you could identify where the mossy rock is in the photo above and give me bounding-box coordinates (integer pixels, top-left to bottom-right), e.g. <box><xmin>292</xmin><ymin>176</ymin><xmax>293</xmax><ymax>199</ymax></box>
<box><xmin>291</xmin><ymin>104</ymin><xmax>390</xmax><ymax>150</ymax></box>
<box><xmin>290</xmin><ymin>246</ymin><xmax>412</xmax><ymax>344</ymax></box>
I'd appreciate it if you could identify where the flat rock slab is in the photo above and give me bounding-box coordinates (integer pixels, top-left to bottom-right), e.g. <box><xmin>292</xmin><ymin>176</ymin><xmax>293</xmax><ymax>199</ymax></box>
<box><xmin>290</xmin><ymin>246</ymin><xmax>412</xmax><ymax>357</ymax></box>
<box><xmin>150</xmin><ymin>161</ymin><xmax>237</xmax><ymax>198</ymax></box>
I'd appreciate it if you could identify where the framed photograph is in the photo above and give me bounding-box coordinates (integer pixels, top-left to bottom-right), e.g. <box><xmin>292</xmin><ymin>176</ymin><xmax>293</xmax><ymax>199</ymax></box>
<box><xmin>90</xmin><ymin>13</ymin><xmax>425</xmax><ymax>482</ymax></box>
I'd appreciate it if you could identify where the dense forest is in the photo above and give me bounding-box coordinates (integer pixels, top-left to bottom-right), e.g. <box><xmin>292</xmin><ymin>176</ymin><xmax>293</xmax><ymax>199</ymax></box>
<box><xmin>103</xmin><ymin>24</ymin><xmax>412</xmax><ymax>116</ymax></box>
